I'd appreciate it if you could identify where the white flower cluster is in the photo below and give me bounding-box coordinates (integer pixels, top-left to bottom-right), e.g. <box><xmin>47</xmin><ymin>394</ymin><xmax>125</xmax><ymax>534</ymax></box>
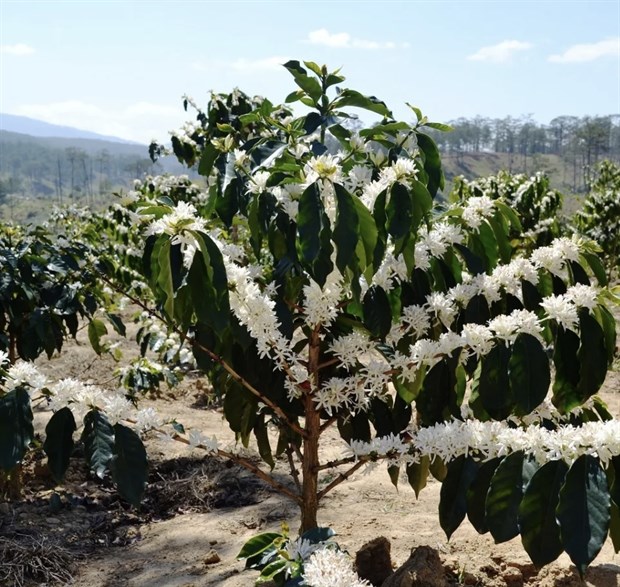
<box><xmin>414</xmin><ymin>222</ymin><xmax>465</xmax><ymax>271</ymax></box>
<box><xmin>461</xmin><ymin>196</ymin><xmax>496</xmax><ymax>229</ymax></box>
<box><xmin>145</xmin><ymin>201</ymin><xmax>207</xmax><ymax>268</ymax></box>
<box><xmin>540</xmin><ymin>283</ymin><xmax>599</xmax><ymax>332</ymax></box>
<box><xmin>346</xmin><ymin>417</ymin><xmax>620</xmax><ymax>471</ymax></box>
<box><xmin>187</xmin><ymin>428</ymin><xmax>219</xmax><ymax>453</ymax></box>
<box><xmin>359</xmin><ymin>157</ymin><xmax>419</xmax><ymax>210</ymax></box>
<box><xmin>303</xmin><ymin>270</ymin><xmax>344</xmax><ymax>328</ymax></box>
<box><xmin>303</xmin><ymin>547</ymin><xmax>371</xmax><ymax>587</ymax></box>
<box><xmin>4</xmin><ymin>361</ymin><xmax>48</xmax><ymax>394</ymax></box>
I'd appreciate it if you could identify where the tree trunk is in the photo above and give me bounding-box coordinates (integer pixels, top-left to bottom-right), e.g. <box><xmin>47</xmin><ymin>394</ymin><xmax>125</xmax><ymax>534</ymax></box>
<box><xmin>300</xmin><ymin>328</ymin><xmax>322</xmax><ymax>532</ymax></box>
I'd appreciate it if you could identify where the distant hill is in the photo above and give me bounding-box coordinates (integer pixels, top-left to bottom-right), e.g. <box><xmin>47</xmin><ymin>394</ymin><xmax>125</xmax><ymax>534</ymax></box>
<box><xmin>0</xmin><ymin>113</ymin><xmax>141</xmax><ymax>144</ymax></box>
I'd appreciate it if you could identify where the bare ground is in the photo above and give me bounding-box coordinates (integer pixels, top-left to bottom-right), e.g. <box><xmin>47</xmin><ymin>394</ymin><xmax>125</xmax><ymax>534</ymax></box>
<box><xmin>2</xmin><ymin>318</ymin><xmax>619</xmax><ymax>587</ymax></box>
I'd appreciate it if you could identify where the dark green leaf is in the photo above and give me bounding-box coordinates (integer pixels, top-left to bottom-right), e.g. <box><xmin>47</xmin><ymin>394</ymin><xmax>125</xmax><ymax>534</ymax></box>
<box><xmin>518</xmin><ymin>459</ymin><xmax>568</xmax><ymax>567</ymax></box>
<box><xmin>43</xmin><ymin>407</ymin><xmax>76</xmax><ymax>482</ymax></box>
<box><xmin>439</xmin><ymin>456</ymin><xmax>479</xmax><ymax>540</ymax></box>
<box><xmin>416</xmin><ymin>133</ymin><xmax>444</xmax><ymax>197</ymax></box>
<box><xmin>478</xmin><ymin>344</ymin><xmax>513</xmax><ymax>420</ymax></box>
<box><xmin>254</xmin><ymin>416</ymin><xmax>275</xmax><ymax>470</ymax></box>
<box><xmin>106</xmin><ymin>313</ymin><xmax>126</xmax><ymax>337</ymax></box>
<box><xmin>332</xmin><ymin>89</ymin><xmax>391</xmax><ymax>117</ymax></box>
<box><xmin>297</xmin><ymin>183</ymin><xmax>324</xmax><ymax>265</ymax></box>
<box><xmin>552</xmin><ymin>328</ymin><xmax>581</xmax><ymax>413</ymax></box>
<box><xmin>576</xmin><ymin>310</ymin><xmax>608</xmax><ymax>401</ymax></box>
<box><xmin>486</xmin><ymin>452</ymin><xmax>538</xmax><ymax>543</ymax></box>
<box><xmin>509</xmin><ymin>334</ymin><xmax>550</xmax><ymax>416</ymax></box>
<box><xmin>333</xmin><ymin>184</ymin><xmax>359</xmax><ymax>273</ymax></box>
<box><xmin>0</xmin><ymin>388</ymin><xmax>34</xmax><ymax>471</ymax></box>
<box><xmin>110</xmin><ymin>424</ymin><xmax>148</xmax><ymax>506</ymax></box>
<box><xmin>466</xmin><ymin>457</ymin><xmax>502</xmax><ymax>534</ymax></box>
<box><xmin>386</xmin><ymin>183</ymin><xmax>412</xmax><ymax>242</ymax></box>
<box><xmin>557</xmin><ymin>455</ymin><xmax>610</xmax><ymax>576</ymax></box>
<box><xmin>283</xmin><ymin>60</ymin><xmax>322</xmax><ymax>102</ymax></box>
<box><xmin>82</xmin><ymin>410</ymin><xmax>114</xmax><ymax>478</ymax></box>
<box><xmin>363</xmin><ymin>285</ymin><xmax>392</xmax><ymax>339</ymax></box>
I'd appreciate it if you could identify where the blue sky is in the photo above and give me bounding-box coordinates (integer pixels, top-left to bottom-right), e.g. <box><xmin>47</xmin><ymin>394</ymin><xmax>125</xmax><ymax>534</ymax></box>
<box><xmin>1</xmin><ymin>0</ymin><xmax>619</xmax><ymax>143</ymax></box>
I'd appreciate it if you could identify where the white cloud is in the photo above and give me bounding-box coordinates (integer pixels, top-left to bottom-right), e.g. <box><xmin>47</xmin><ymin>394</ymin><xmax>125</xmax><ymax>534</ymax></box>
<box><xmin>1</xmin><ymin>43</ymin><xmax>35</xmax><ymax>56</ymax></box>
<box><xmin>305</xmin><ymin>28</ymin><xmax>407</xmax><ymax>50</ymax></box>
<box><xmin>549</xmin><ymin>38</ymin><xmax>619</xmax><ymax>63</ymax></box>
<box><xmin>467</xmin><ymin>40</ymin><xmax>532</xmax><ymax>63</ymax></box>
<box><xmin>14</xmin><ymin>100</ymin><xmax>186</xmax><ymax>143</ymax></box>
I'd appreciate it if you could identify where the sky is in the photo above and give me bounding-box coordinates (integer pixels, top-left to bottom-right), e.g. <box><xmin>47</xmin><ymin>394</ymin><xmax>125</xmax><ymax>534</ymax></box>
<box><xmin>1</xmin><ymin>0</ymin><xmax>619</xmax><ymax>144</ymax></box>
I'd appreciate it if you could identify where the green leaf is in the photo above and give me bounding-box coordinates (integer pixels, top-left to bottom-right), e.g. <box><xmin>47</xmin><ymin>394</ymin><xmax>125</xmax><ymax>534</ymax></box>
<box><xmin>466</xmin><ymin>457</ymin><xmax>502</xmax><ymax>534</ymax></box>
<box><xmin>82</xmin><ymin>410</ymin><xmax>114</xmax><ymax>478</ymax></box>
<box><xmin>88</xmin><ymin>318</ymin><xmax>108</xmax><ymax>355</ymax></box>
<box><xmin>509</xmin><ymin>333</ymin><xmax>550</xmax><ymax>416</ymax></box>
<box><xmin>581</xmin><ymin>252</ymin><xmax>607</xmax><ymax>286</ymax></box>
<box><xmin>552</xmin><ymin>328</ymin><xmax>581</xmax><ymax>413</ymax></box>
<box><xmin>43</xmin><ymin>407</ymin><xmax>76</xmax><ymax>482</ymax></box>
<box><xmin>363</xmin><ymin>285</ymin><xmax>392</xmax><ymax>339</ymax></box>
<box><xmin>110</xmin><ymin>424</ymin><xmax>148</xmax><ymax>506</ymax></box>
<box><xmin>424</xmin><ymin>122</ymin><xmax>453</xmax><ymax>132</ymax></box>
<box><xmin>155</xmin><ymin>238</ymin><xmax>175</xmax><ymax>319</ymax></box>
<box><xmin>332</xmin><ymin>89</ymin><xmax>391</xmax><ymax>117</ymax></box>
<box><xmin>557</xmin><ymin>455</ymin><xmax>610</xmax><ymax>576</ymax></box>
<box><xmin>0</xmin><ymin>388</ymin><xmax>34</xmax><ymax>471</ymax></box>
<box><xmin>610</xmin><ymin>456</ymin><xmax>620</xmax><ymax>508</ymax></box>
<box><xmin>257</xmin><ymin>559</ymin><xmax>287</xmax><ymax>582</ymax></box>
<box><xmin>298</xmin><ymin>183</ymin><xmax>324</xmax><ymax>265</ymax></box>
<box><xmin>283</xmin><ymin>60</ymin><xmax>322</xmax><ymax>102</ymax></box>
<box><xmin>333</xmin><ymin>184</ymin><xmax>359</xmax><ymax>274</ymax></box>
<box><xmin>594</xmin><ymin>305</ymin><xmax>617</xmax><ymax>365</ymax></box>
<box><xmin>416</xmin><ymin>132</ymin><xmax>444</xmax><ymax>197</ymax></box>
<box><xmin>439</xmin><ymin>456</ymin><xmax>479</xmax><ymax>540</ymax></box>
<box><xmin>224</xmin><ymin>383</ymin><xmax>258</xmax><ymax>447</ymax></box>
<box><xmin>576</xmin><ymin>309</ymin><xmax>608</xmax><ymax>400</ymax></box>
<box><xmin>409</xmin><ymin>180</ymin><xmax>433</xmax><ymax>232</ymax></box>
<box><xmin>237</xmin><ymin>532</ymin><xmax>282</xmax><ymax>561</ymax></box>
<box><xmin>106</xmin><ymin>313</ymin><xmax>126</xmax><ymax>337</ymax></box>
<box><xmin>518</xmin><ymin>460</ymin><xmax>568</xmax><ymax>567</ymax></box>
<box><xmin>407</xmin><ymin>456</ymin><xmax>430</xmax><ymax>498</ymax></box>
<box><xmin>198</xmin><ymin>142</ymin><xmax>220</xmax><ymax>177</ymax></box>
<box><xmin>254</xmin><ymin>416</ymin><xmax>275</xmax><ymax>470</ymax></box>
<box><xmin>485</xmin><ymin>451</ymin><xmax>538</xmax><ymax>543</ymax></box>
<box><xmin>478</xmin><ymin>344</ymin><xmax>513</xmax><ymax>420</ymax></box>
<box><xmin>386</xmin><ymin>183</ymin><xmax>412</xmax><ymax>242</ymax></box>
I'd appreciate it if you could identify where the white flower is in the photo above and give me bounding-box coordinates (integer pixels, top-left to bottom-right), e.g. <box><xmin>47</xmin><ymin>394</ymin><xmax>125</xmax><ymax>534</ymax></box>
<box><xmin>304</xmin><ymin>154</ymin><xmax>343</xmax><ymax>183</ymax></box>
<box><xmin>426</xmin><ymin>292</ymin><xmax>456</xmax><ymax>328</ymax></box>
<box><xmin>566</xmin><ymin>284</ymin><xmax>598</xmax><ymax>311</ymax></box>
<box><xmin>303</xmin><ymin>548</ymin><xmax>371</xmax><ymax>587</ymax></box>
<box><xmin>303</xmin><ymin>270</ymin><xmax>343</xmax><ymax>328</ymax></box>
<box><xmin>461</xmin><ymin>324</ymin><xmax>494</xmax><ymax>357</ymax></box>
<box><xmin>462</xmin><ymin>196</ymin><xmax>495</xmax><ymax>229</ymax></box>
<box><xmin>233</xmin><ymin>148</ymin><xmax>249</xmax><ymax>169</ymax></box>
<box><xmin>540</xmin><ymin>294</ymin><xmax>579</xmax><ymax>332</ymax></box>
<box><xmin>103</xmin><ymin>394</ymin><xmax>133</xmax><ymax>425</ymax></box>
<box><xmin>134</xmin><ymin>407</ymin><xmax>163</xmax><ymax>431</ymax></box>
<box><xmin>286</xmin><ymin>537</ymin><xmax>320</xmax><ymax>562</ymax></box>
<box><xmin>248</xmin><ymin>170</ymin><xmax>270</xmax><ymax>194</ymax></box>
<box><xmin>6</xmin><ymin>361</ymin><xmax>47</xmax><ymax>394</ymax></box>
<box><xmin>329</xmin><ymin>331</ymin><xmax>372</xmax><ymax>368</ymax></box>
<box><xmin>401</xmin><ymin>304</ymin><xmax>431</xmax><ymax>339</ymax></box>
<box><xmin>360</xmin><ymin>179</ymin><xmax>387</xmax><ymax>210</ymax></box>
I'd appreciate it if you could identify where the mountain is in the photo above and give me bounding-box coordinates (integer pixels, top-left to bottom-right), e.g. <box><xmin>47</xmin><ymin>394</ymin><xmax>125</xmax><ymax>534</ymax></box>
<box><xmin>0</xmin><ymin>113</ymin><xmax>141</xmax><ymax>145</ymax></box>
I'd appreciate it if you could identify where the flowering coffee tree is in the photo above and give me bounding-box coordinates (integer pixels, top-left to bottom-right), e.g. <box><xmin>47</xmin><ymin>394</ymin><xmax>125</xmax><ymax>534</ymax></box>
<box><xmin>451</xmin><ymin>171</ymin><xmax>564</xmax><ymax>251</ymax></box>
<box><xmin>118</xmin><ymin>61</ymin><xmax>619</xmax><ymax>579</ymax></box>
<box><xmin>575</xmin><ymin>159</ymin><xmax>620</xmax><ymax>280</ymax></box>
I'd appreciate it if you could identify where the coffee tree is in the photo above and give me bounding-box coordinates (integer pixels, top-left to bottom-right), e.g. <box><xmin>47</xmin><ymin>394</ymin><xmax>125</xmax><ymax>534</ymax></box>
<box><xmin>575</xmin><ymin>159</ymin><xmax>620</xmax><ymax>280</ymax></box>
<box><xmin>132</xmin><ymin>61</ymin><xmax>619</xmax><ymax>580</ymax></box>
<box><xmin>451</xmin><ymin>171</ymin><xmax>564</xmax><ymax>251</ymax></box>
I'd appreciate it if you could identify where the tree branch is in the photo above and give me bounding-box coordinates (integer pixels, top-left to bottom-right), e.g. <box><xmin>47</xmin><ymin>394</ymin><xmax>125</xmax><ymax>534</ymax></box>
<box><xmin>317</xmin><ymin>460</ymin><xmax>367</xmax><ymax>500</ymax></box>
<box><xmin>315</xmin><ymin>456</ymin><xmax>356</xmax><ymax>471</ymax></box>
<box><xmin>95</xmin><ymin>269</ymin><xmax>306</xmax><ymax>438</ymax></box>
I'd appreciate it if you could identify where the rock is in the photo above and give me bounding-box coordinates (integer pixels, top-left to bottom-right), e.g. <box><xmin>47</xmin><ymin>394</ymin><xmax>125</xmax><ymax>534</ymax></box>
<box><xmin>356</xmin><ymin>536</ymin><xmax>393</xmax><ymax>586</ymax></box>
<box><xmin>0</xmin><ymin>502</ymin><xmax>11</xmax><ymax>515</ymax></box>
<box><xmin>203</xmin><ymin>549</ymin><xmax>221</xmax><ymax>565</ymax></box>
<box><xmin>45</xmin><ymin>517</ymin><xmax>61</xmax><ymax>524</ymax></box>
<box><xmin>381</xmin><ymin>546</ymin><xmax>448</xmax><ymax>587</ymax></box>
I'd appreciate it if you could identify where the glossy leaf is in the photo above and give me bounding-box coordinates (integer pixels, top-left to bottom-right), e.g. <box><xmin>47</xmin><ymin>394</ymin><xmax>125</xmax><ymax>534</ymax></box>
<box><xmin>43</xmin><ymin>407</ymin><xmax>76</xmax><ymax>482</ymax></box>
<box><xmin>486</xmin><ymin>451</ymin><xmax>538</xmax><ymax>543</ymax></box>
<box><xmin>237</xmin><ymin>532</ymin><xmax>282</xmax><ymax>561</ymax></box>
<box><xmin>298</xmin><ymin>183</ymin><xmax>324</xmax><ymax>265</ymax></box>
<box><xmin>466</xmin><ymin>457</ymin><xmax>501</xmax><ymax>534</ymax></box>
<box><xmin>82</xmin><ymin>409</ymin><xmax>114</xmax><ymax>478</ymax></box>
<box><xmin>557</xmin><ymin>455</ymin><xmax>610</xmax><ymax>576</ymax></box>
<box><xmin>407</xmin><ymin>456</ymin><xmax>430</xmax><ymax>499</ymax></box>
<box><xmin>363</xmin><ymin>285</ymin><xmax>392</xmax><ymax>339</ymax></box>
<box><xmin>439</xmin><ymin>456</ymin><xmax>479</xmax><ymax>540</ymax></box>
<box><xmin>0</xmin><ymin>388</ymin><xmax>34</xmax><ymax>471</ymax></box>
<box><xmin>416</xmin><ymin>132</ymin><xmax>444</xmax><ymax>197</ymax></box>
<box><xmin>110</xmin><ymin>423</ymin><xmax>148</xmax><ymax>506</ymax></box>
<box><xmin>518</xmin><ymin>460</ymin><xmax>568</xmax><ymax>567</ymax></box>
<box><xmin>509</xmin><ymin>333</ymin><xmax>550</xmax><ymax>416</ymax></box>
<box><xmin>332</xmin><ymin>89</ymin><xmax>391</xmax><ymax>117</ymax></box>
<box><xmin>478</xmin><ymin>344</ymin><xmax>513</xmax><ymax>420</ymax></box>
<box><xmin>333</xmin><ymin>184</ymin><xmax>359</xmax><ymax>274</ymax></box>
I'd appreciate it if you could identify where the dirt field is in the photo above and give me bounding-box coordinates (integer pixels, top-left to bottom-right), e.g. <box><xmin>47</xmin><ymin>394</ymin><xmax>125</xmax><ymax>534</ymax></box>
<box><xmin>2</xmin><ymin>315</ymin><xmax>619</xmax><ymax>587</ymax></box>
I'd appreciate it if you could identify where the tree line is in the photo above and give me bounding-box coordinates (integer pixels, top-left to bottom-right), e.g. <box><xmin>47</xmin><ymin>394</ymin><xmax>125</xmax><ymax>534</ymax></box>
<box><xmin>428</xmin><ymin>115</ymin><xmax>620</xmax><ymax>193</ymax></box>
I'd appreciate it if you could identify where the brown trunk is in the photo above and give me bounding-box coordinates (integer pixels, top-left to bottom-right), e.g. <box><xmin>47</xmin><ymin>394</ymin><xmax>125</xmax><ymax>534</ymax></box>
<box><xmin>300</xmin><ymin>328</ymin><xmax>321</xmax><ymax>532</ymax></box>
